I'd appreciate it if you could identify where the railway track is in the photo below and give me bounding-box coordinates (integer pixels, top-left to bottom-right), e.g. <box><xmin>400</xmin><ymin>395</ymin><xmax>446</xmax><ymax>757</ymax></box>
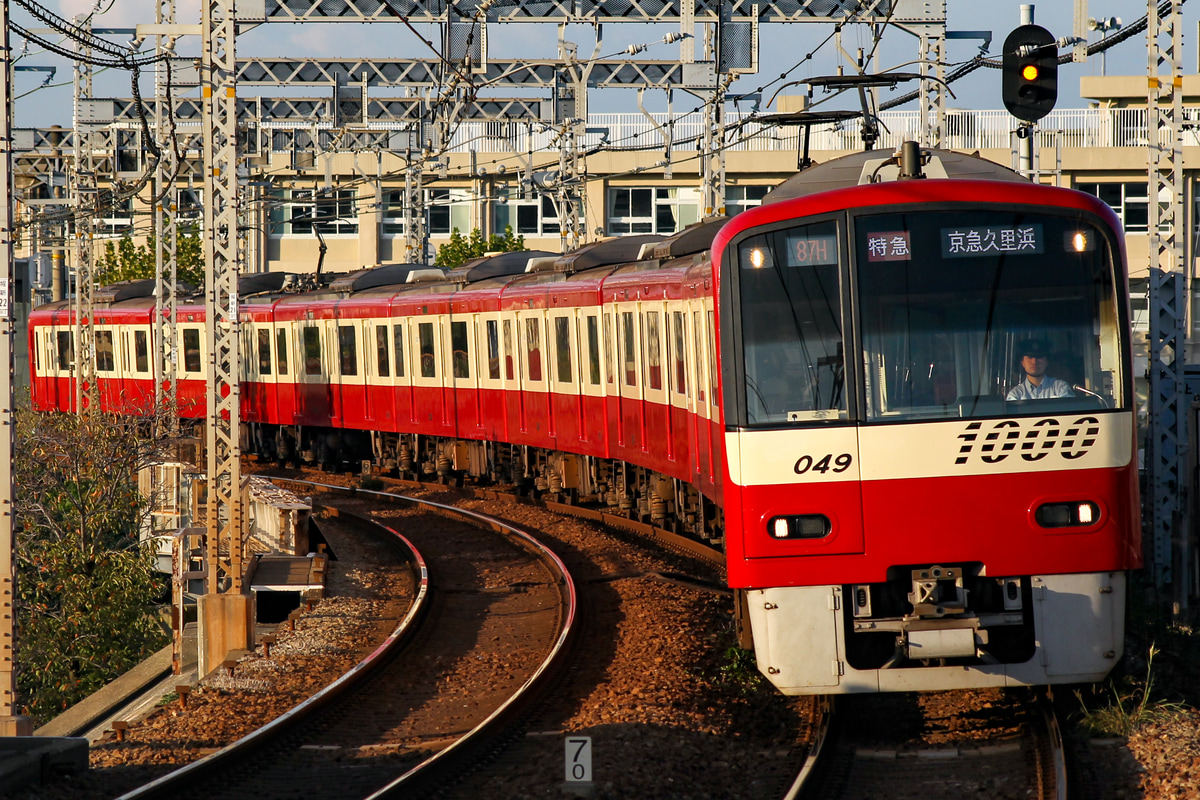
<box><xmin>116</xmin><ymin>483</ymin><xmax>578</xmax><ymax>800</ymax></box>
<box><xmin>786</xmin><ymin>688</ymin><xmax>1068</xmax><ymax>800</ymax></box>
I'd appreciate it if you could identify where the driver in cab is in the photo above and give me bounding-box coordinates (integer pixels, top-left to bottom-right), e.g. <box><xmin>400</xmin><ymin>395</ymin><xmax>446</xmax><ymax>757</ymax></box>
<box><xmin>1006</xmin><ymin>340</ymin><xmax>1075</xmax><ymax>401</ymax></box>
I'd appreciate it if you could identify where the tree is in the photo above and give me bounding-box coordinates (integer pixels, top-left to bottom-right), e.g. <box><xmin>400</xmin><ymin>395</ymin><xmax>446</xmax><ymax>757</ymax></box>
<box><xmin>97</xmin><ymin>220</ymin><xmax>205</xmax><ymax>289</ymax></box>
<box><xmin>434</xmin><ymin>226</ymin><xmax>526</xmax><ymax>270</ymax></box>
<box><xmin>14</xmin><ymin>407</ymin><xmax>169</xmax><ymax>722</ymax></box>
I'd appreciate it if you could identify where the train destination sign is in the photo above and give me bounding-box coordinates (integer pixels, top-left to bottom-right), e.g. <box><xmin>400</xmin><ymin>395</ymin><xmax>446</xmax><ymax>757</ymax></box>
<box><xmin>785</xmin><ymin>233</ymin><xmax>838</xmax><ymax>267</ymax></box>
<box><xmin>941</xmin><ymin>224</ymin><xmax>1043</xmax><ymax>257</ymax></box>
<box><xmin>865</xmin><ymin>231</ymin><xmax>911</xmax><ymax>262</ymax></box>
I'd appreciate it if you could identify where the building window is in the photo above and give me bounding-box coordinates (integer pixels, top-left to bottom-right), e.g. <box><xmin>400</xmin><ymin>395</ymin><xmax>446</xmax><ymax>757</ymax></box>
<box><xmin>725</xmin><ymin>185</ymin><xmax>770</xmax><ymax>216</ymax></box>
<box><xmin>428</xmin><ymin>188</ymin><xmax>473</xmax><ymax>236</ymax></box>
<box><xmin>1076</xmin><ymin>182</ymin><xmax>1149</xmax><ymax>233</ymax></box>
<box><xmin>607</xmin><ymin>187</ymin><xmax>699</xmax><ymax>235</ymax></box>
<box><xmin>97</xmin><ymin>196</ymin><xmax>134</xmax><ymax>237</ymax></box>
<box><xmin>495</xmin><ymin>189</ymin><xmax>567</xmax><ymax>236</ymax></box>
<box><xmin>271</xmin><ymin>189</ymin><xmax>359</xmax><ymax>236</ymax></box>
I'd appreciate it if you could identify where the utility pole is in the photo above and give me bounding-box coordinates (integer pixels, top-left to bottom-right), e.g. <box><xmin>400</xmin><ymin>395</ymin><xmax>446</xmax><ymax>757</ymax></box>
<box><xmin>0</xmin><ymin>0</ymin><xmax>32</xmax><ymax>737</ymax></box>
<box><xmin>155</xmin><ymin>0</ymin><xmax>180</xmax><ymax>429</ymax></box>
<box><xmin>71</xmin><ymin>17</ymin><xmax>98</xmax><ymax>416</ymax></box>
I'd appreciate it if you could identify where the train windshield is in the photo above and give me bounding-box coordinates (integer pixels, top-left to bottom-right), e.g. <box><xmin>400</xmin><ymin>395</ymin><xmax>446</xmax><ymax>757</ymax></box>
<box><xmin>855</xmin><ymin>209</ymin><xmax>1124</xmax><ymax>422</ymax></box>
<box><xmin>736</xmin><ymin>219</ymin><xmax>848</xmax><ymax>425</ymax></box>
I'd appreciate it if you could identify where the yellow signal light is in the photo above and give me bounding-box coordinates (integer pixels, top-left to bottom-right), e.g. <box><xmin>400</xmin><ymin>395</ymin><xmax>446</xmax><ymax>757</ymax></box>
<box><xmin>1021</xmin><ymin>64</ymin><xmax>1039</xmax><ymax>81</ymax></box>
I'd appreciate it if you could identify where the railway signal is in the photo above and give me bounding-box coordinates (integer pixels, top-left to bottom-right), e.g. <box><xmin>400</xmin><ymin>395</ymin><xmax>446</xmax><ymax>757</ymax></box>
<box><xmin>1001</xmin><ymin>24</ymin><xmax>1058</xmax><ymax>123</ymax></box>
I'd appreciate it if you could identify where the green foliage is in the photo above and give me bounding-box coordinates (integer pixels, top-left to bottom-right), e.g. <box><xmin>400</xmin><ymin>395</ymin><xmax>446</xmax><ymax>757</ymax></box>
<box><xmin>1075</xmin><ymin>644</ymin><xmax>1184</xmax><ymax>737</ymax></box>
<box><xmin>434</xmin><ymin>226</ymin><xmax>526</xmax><ymax>270</ymax></box>
<box><xmin>97</xmin><ymin>220</ymin><xmax>204</xmax><ymax>289</ymax></box>
<box><xmin>14</xmin><ymin>409</ymin><xmax>169</xmax><ymax>723</ymax></box>
<box><xmin>716</xmin><ymin>646</ymin><xmax>763</xmax><ymax>694</ymax></box>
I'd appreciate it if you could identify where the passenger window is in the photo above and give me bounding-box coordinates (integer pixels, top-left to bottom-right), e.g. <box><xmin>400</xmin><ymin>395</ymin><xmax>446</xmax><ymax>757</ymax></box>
<box><xmin>645</xmin><ymin>311</ymin><xmax>662</xmax><ymax>390</ymax></box>
<box><xmin>586</xmin><ymin>315</ymin><xmax>600</xmax><ymax>386</ymax></box>
<box><xmin>503</xmin><ymin>320</ymin><xmax>514</xmax><ymax>380</ymax></box>
<box><xmin>604</xmin><ymin>312</ymin><xmax>614</xmax><ymax>385</ymax></box>
<box><xmin>338</xmin><ymin>325</ymin><xmax>358</xmax><ymax>376</ymax></box>
<box><xmin>554</xmin><ymin>317</ymin><xmax>572</xmax><ymax>383</ymax></box>
<box><xmin>693</xmin><ymin>311</ymin><xmax>704</xmax><ymax>404</ymax></box>
<box><xmin>57</xmin><ymin>330</ymin><xmax>73</xmax><ymax>370</ymax></box>
<box><xmin>135</xmin><ymin>330</ymin><xmax>149</xmax><ymax>374</ymax></box>
<box><xmin>707</xmin><ymin>309</ymin><xmax>718</xmax><ymax>406</ymax></box>
<box><xmin>622</xmin><ymin>311</ymin><xmax>636</xmax><ymax>387</ymax></box>
<box><xmin>376</xmin><ymin>325</ymin><xmax>390</xmax><ymax>378</ymax></box>
<box><xmin>419</xmin><ymin>321</ymin><xmax>436</xmax><ymax>378</ymax></box>
<box><xmin>392</xmin><ymin>324</ymin><xmax>405</xmax><ymax>377</ymax></box>
<box><xmin>183</xmin><ymin>329</ymin><xmax>202</xmax><ymax>373</ymax></box>
<box><xmin>451</xmin><ymin>320</ymin><xmax>470</xmax><ymax>379</ymax></box>
<box><xmin>95</xmin><ymin>331</ymin><xmax>115</xmax><ymax>372</ymax></box>
<box><xmin>525</xmin><ymin>318</ymin><xmax>542</xmax><ymax>382</ymax></box>
<box><xmin>486</xmin><ymin>319</ymin><xmax>500</xmax><ymax>380</ymax></box>
<box><xmin>276</xmin><ymin>329</ymin><xmax>289</xmax><ymax>375</ymax></box>
<box><xmin>672</xmin><ymin>311</ymin><xmax>686</xmax><ymax>396</ymax></box>
<box><xmin>257</xmin><ymin>330</ymin><xmax>272</xmax><ymax>376</ymax></box>
<box><xmin>303</xmin><ymin>326</ymin><xmax>322</xmax><ymax>376</ymax></box>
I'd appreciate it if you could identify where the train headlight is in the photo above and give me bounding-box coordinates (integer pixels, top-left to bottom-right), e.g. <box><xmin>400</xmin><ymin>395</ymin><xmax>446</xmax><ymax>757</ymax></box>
<box><xmin>768</xmin><ymin>514</ymin><xmax>831</xmax><ymax>539</ymax></box>
<box><xmin>1035</xmin><ymin>501</ymin><xmax>1100</xmax><ymax>528</ymax></box>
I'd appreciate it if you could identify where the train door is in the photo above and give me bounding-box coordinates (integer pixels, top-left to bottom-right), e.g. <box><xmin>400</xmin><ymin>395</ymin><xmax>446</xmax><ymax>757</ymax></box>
<box><xmin>296</xmin><ymin>319</ymin><xmax>330</xmax><ymax>425</ymax></box>
<box><xmin>448</xmin><ymin>313</ymin><xmax>478</xmax><ymax>432</ymax></box>
<box><xmin>500</xmin><ymin>311</ymin><xmax>520</xmax><ymax>441</ymax></box>
<box><xmin>577</xmin><ymin>308</ymin><xmax>604</xmax><ymax>449</ymax></box>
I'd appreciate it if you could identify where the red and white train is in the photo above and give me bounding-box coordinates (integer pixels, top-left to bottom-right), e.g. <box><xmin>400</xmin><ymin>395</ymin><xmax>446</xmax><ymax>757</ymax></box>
<box><xmin>30</xmin><ymin>144</ymin><xmax>1141</xmax><ymax>694</ymax></box>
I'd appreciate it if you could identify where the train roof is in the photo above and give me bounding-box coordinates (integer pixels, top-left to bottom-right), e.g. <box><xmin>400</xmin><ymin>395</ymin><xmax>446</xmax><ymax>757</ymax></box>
<box><xmin>763</xmin><ymin>146</ymin><xmax>1027</xmax><ymax>204</ymax></box>
<box><xmin>445</xmin><ymin>250</ymin><xmax>559</xmax><ymax>283</ymax></box>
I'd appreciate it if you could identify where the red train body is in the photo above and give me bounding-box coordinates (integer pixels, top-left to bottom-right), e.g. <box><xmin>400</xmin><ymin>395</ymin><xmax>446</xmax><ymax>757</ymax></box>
<box><xmin>30</xmin><ymin>147</ymin><xmax>1141</xmax><ymax>693</ymax></box>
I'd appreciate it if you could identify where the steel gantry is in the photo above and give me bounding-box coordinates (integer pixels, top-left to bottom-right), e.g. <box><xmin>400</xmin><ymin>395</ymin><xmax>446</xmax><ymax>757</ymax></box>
<box><xmin>155</xmin><ymin>0</ymin><xmax>180</xmax><ymax>430</ymax></box>
<box><xmin>201</xmin><ymin>0</ymin><xmax>244</xmax><ymax>596</ymax></box>
<box><xmin>1146</xmin><ymin>0</ymin><xmax>1187</xmax><ymax>591</ymax></box>
<box><xmin>71</xmin><ymin>18</ymin><xmax>98</xmax><ymax>416</ymax></box>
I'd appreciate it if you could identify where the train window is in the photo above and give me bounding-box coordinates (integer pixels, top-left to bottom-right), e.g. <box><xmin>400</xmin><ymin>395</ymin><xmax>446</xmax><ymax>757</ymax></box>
<box><xmin>419</xmin><ymin>322</ymin><xmax>436</xmax><ymax>378</ymax></box>
<box><xmin>56</xmin><ymin>331</ymin><xmax>73</xmax><ymax>371</ymax></box>
<box><xmin>134</xmin><ymin>330</ymin><xmax>149</xmax><ymax>373</ymax></box>
<box><xmin>375</xmin><ymin>325</ymin><xmax>390</xmax><ymax>378</ymax></box>
<box><xmin>392</xmin><ymin>324</ymin><xmax>405</xmax><ymax>378</ymax></box>
<box><xmin>486</xmin><ymin>320</ymin><xmax>500</xmax><ymax>380</ymax></box>
<box><xmin>503</xmin><ymin>320</ymin><xmax>514</xmax><ymax>380</ymax></box>
<box><xmin>621</xmin><ymin>311</ymin><xmax>636</xmax><ymax>386</ymax></box>
<box><xmin>554</xmin><ymin>317</ymin><xmax>572</xmax><ymax>383</ymax></box>
<box><xmin>737</xmin><ymin>220</ymin><xmax>844</xmax><ymax>424</ymax></box>
<box><xmin>95</xmin><ymin>331</ymin><xmax>115</xmax><ymax>372</ymax></box>
<box><xmin>645</xmin><ymin>311</ymin><xmax>662</xmax><ymax>390</ymax></box>
<box><xmin>183</xmin><ymin>329</ymin><xmax>202</xmax><ymax>373</ymax></box>
<box><xmin>586</xmin><ymin>315</ymin><xmax>600</xmax><ymax>386</ymax></box>
<box><xmin>693</xmin><ymin>311</ymin><xmax>704</xmax><ymax>405</ymax></box>
<box><xmin>303</xmin><ymin>327</ymin><xmax>322</xmax><ymax>376</ymax></box>
<box><xmin>855</xmin><ymin>210</ymin><xmax>1123</xmax><ymax>420</ymax></box>
<box><xmin>451</xmin><ymin>320</ymin><xmax>470</xmax><ymax>379</ymax></box>
<box><xmin>525</xmin><ymin>318</ymin><xmax>543</xmax><ymax>382</ymax></box>
<box><xmin>707</xmin><ymin>310</ymin><xmax>718</xmax><ymax>407</ymax></box>
<box><xmin>276</xmin><ymin>329</ymin><xmax>289</xmax><ymax>376</ymax></box>
<box><xmin>603</xmin><ymin>312</ymin><xmax>614</xmax><ymax>385</ymax></box>
<box><xmin>338</xmin><ymin>325</ymin><xmax>358</xmax><ymax>376</ymax></box>
<box><xmin>672</xmin><ymin>311</ymin><xmax>687</xmax><ymax>396</ymax></box>
<box><xmin>257</xmin><ymin>330</ymin><xmax>272</xmax><ymax>376</ymax></box>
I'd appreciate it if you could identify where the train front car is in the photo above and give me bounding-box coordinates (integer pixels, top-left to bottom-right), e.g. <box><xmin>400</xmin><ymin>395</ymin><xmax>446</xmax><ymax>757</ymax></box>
<box><xmin>717</xmin><ymin>148</ymin><xmax>1140</xmax><ymax>694</ymax></box>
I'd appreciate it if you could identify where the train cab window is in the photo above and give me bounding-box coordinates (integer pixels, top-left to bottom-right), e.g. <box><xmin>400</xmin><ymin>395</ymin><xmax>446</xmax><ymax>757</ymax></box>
<box><xmin>56</xmin><ymin>331</ymin><xmax>73</xmax><ymax>371</ymax></box>
<box><xmin>303</xmin><ymin>327</ymin><xmax>322</xmax><ymax>376</ymax></box>
<box><xmin>183</xmin><ymin>329</ymin><xmax>202</xmax><ymax>373</ymax></box>
<box><xmin>586</xmin><ymin>315</ymin><xmax>601</xmax><ymax>386</ymax></box>
<box><xmin>95</xmin><ymin>331</ymin><xmax>115</xmax><ymax>372</ymax></box>
<box><xmin>525</xmin><ymin>318</ymin><xmax>543</xmax><ymax>382</ymax></box>
<box><xmin>257</xmin><ymin>330</ymin><xmax>272</xmax><ymax>376</ymax></box>
<box><xmin>375</xmin><ymin>325</ymin><xmax>390</xmax><ymax>378</ymax></box>
<box><xmin>621</xmin><ymin>312</ymin><xmax>637</xmax><ymax>387</ymax></box>
<box><xmin>503</xmin><ymin>320</ymin><xmax>514</xmax><ymax>380</ymax></box>
<box><xmin>338</xmin><ymin>325</ymin><xmax>358</xmax><ymax>376</ymax></box>
<box><xmin>276</xmin><ymin>329</ymin><xmax>289</xmax><ymax>376</ymax></box>
<box><xmin>418</xmin><ymin>321</ymin><xmax>436</xmax><ymax>378</ymax></box>
<box><xmin>486</xmin><ymin>320</ymin><xmax>501</xmax><ymax>380</ymax></box>
<box><xmin>672</xmin><ymin>311</ymin><xmax>687</xmax><ymax>396</ymax></box>
<box><xmin>134</xmin><ymin>330</ymin><xmax>149</xmax><ymax>373</ymax></box>
<box><xmin>451</xmin><ymin>320</ymin><xmax>470</xmax><ymax>379</ymax></box>
<box><xmin>392</xmin><ymin>324</ymin><xmax>405</xmax><ymax>378</ymax></box>
<box><xmin>855</xmin><ymin>210</ymin><xmax>1124</xmax><ymax>421</ymax></box>
<box><xmin>554</xmin><ymin>317</ymin><xmax>572</xmax><ymax>383</ymax></box>
<box><xmin>736</xmin><ymin>220</ymin><xmax>845</xmax><ymax>425</ymax></box>
<box><xmin>707</xmin><ymin>310</ymin><xmax>718</xmax><ymax>408</ymax></box>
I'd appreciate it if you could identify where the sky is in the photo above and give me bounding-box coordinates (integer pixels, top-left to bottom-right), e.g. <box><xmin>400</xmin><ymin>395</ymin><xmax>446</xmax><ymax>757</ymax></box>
<box><xmin>7</xmin><ymin>0</ymin><xmax>1188</xmax><ymax>128</ymax></box>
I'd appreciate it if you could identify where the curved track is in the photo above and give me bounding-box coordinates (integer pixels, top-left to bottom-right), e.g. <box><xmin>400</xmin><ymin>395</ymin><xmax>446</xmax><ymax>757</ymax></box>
<box><xmin>786</xmin><ymin>689</ymin><xmax>1068</xmax><ymax>800</ymax></box>
<box><xmin>117</xmin><ymin>483</ymin><xmax>577</xmax><ymax>800</ymax></box>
